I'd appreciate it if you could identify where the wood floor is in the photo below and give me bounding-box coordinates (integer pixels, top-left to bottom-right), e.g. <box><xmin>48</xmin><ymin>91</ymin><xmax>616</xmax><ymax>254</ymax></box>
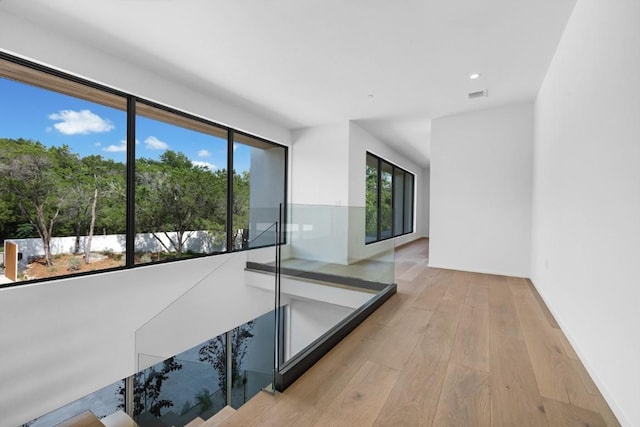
<box><xmin>221</xmin><ymin>239</ymin><xmax>620</xmax><ymax>427</ymax></box>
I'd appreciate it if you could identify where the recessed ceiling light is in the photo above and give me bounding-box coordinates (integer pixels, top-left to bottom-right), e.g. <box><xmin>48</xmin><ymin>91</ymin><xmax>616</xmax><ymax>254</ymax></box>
<box><xmin>469</xmin><ymin>73</ymin><xmax>481</xmax><ymax>80</ymax></box>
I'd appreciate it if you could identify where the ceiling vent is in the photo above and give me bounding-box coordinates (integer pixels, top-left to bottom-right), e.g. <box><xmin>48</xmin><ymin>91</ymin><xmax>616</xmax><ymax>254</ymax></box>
<box><xmin>468</xmin><ymin>89</ymin><xmax>488</xmax><ymax>99</ymax></box>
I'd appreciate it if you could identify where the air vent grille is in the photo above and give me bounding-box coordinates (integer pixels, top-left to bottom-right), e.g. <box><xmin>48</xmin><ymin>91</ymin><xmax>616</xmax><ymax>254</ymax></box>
<box><xmin>468</xmin><ymin>90</ymin><xmax>488</xmax><ymax>99</ymax></box>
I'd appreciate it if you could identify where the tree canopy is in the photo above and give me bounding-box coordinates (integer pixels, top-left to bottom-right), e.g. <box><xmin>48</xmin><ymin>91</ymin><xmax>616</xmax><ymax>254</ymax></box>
<box><xmin>0</xmin><ymin>138</ymin><xmax>248</xmax><ymax>268</ymax></box>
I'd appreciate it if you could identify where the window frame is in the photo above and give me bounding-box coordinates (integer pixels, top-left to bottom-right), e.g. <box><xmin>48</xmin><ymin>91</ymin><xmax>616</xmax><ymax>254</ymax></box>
<box><xmin>365</xmin><ymin>152</ymin><xmax>415</xmax><ymax>244</ymax></box>
<box><xmin>0</xmin><ymin>52</ymin><xmax>288</xmax><ymax>287</ymax></box>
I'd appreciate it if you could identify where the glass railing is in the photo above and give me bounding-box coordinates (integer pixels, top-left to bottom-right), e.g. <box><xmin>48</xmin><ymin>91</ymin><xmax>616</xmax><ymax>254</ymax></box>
<box><xmin>283</xmin><ymin>204</ymin><xmax>395</xmax><ymax>285</ymax></box>
<box><xmin>134</xmin><ymin>220</ymin><xmax>278</xmax><ymax>369</ymax></box>
<box><xmin>133</xmin><ymin>202</ymin><xmax>396</xmax><ymax>403</ymax></box>
<box><xmin>131</xmin><ymin>203</ymin><xmax>396</xmax><ymax>423</ymax></box>
<box><xmin>247</xmin><ymin>204</ymin><xmax>396</xmax><ymax>376</ymax></box>
<box><xmin>132</xmin><ymin>310</ymin><xmax>275</xmax><ymax>426</ymax></box>
<box><xmin>133</xmin><ymin>221</ymin><xmax>278</xmax><ymax>425</ymax></box>
<box><xmin>24</xmin><ymin>310</ymin><xmax>277</xmax><ymax>427</ymax></box>
<box><xmin>21</xmin><ymin>380</ymin><xmax>122</xmax><ymax>426</ymax></box>
<box><xmin>22</xmin><ymin>204</ymin><xmax>400</xmax><ymax>426</ymax></box>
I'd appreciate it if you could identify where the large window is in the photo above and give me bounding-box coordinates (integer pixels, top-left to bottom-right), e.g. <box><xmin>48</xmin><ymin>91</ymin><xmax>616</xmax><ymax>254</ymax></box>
<box><xmin>0</xmin><ymin>62</ymin><xmax>128</xmax><ymax>279</ymax></box>
<box><xmin>0</xmin><ymin>54</ymin><xmax>287</xmax><ymax>285</ymax></box>
<box><xmin>365</xmin><ymin>152</ymin><xmax>414</xmax><ymax>243</ymax></box>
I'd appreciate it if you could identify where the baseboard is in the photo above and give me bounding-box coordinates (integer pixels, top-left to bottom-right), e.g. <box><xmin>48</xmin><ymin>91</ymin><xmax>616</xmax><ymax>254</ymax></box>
<box><xmin>426</xmin><ymin>261</ymin><xmax>529</xmax><ymax>279</ymax></box>
<box><xmin>528</xmin><ymin>278</ymin><xmax>631</xmax><ymax>427</ymax></box>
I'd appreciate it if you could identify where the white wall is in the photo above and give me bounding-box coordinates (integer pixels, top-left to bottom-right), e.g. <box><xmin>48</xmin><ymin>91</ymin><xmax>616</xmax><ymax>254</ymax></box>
<box><xmin>290</xmin><ymin>121</ymin><xmax>425</xmax><ymax>265</ymax></box>
<box><xmin>531</xmin><ymin>0</ymin><xmax>640</xmax><ymax>425</ymax></box>
<box><xmin>289</xmin><ymin>124</ymin><xmax>350</xmax><ymax>263</ymax></box>
<box><xmin>0</xmin><ymin>10</ymin><xmax>294</xmax><ymax>427</ymax></box>
<box><xmin>422</xmin><ymin>167</ymin><xmax>430</xmax><ymax>237</ymax></box>
<box><xmin>291</xmin><ymin>123</ymin><xmax>349</xmax><ymax>206</ymax></box>
<box><xmin>0</xmin><ymin>250</ymin><xmax>276</xmax><ymax>427</ymax></box>
<box><xmin>0</xmin><ymin>12</ymin><xmax>290</xmax><ymax>146</ymax></box>
<box><xmin>430</xmin><ymin>103</ymin><xmax>533</xmax><ymax>277</ymax></box>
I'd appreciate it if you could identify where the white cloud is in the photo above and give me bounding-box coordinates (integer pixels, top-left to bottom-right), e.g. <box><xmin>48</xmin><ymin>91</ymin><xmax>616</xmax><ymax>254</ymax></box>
<box><xmin>197</xmin><ymin>149</ymin><xmax>211</xmax><ymax>158</ymax></box>
<box><xmin>192</xmin><ymin>160</ymin><xmax>217</xmax><ymax>170</ymax></box>
<box><xmin>94</xmin><ymin>142</ymin><xmax>102</xmax><ymax>147</ymax></box>
<box><xmin>144</xmin><ymin>136</ymin><xmax>169</xmax><ymax>150</ymax></box>
<box><xmin>48</xmin><ymin>109</ymin><xmax>114</xmax><ymax>135</ymax></box>
<box><xmin>103</xmin><ymin>140</ymin><xmax>127</xmax><ymax>153</ymax></box>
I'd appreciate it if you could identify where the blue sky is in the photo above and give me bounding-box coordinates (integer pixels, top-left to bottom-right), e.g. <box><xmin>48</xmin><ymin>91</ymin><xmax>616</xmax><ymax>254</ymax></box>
<box><xmin>0</xmin><ymin>76</ymin><xmax>250</xmax><ymax>172</ymax></box>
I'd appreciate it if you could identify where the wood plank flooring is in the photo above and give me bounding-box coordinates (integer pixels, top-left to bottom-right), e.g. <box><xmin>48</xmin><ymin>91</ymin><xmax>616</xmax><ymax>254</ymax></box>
<box><xmin>221</xmin><ymin>238</ymin><xmax>619</xmax><ymax>427</ymax></box>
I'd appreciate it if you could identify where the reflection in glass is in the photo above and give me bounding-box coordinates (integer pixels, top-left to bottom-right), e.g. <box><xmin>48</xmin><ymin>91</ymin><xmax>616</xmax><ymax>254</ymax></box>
<box><xmin>272</xmin><ymin>204</ymin><xmax>396</xmax><ymax>365</ymax></box>
<box><xmin>130</xmin><ymin>311</ymin><xmax>275</xmax><ymax>425</ymax></box>
<box><xmin>230</xmin><ymin>311</ymin><xmax>274</xmax><ymax>408</ymax></box>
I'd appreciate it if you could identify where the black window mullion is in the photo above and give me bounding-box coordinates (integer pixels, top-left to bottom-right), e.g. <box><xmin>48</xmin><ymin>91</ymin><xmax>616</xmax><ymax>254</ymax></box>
<box><xmin>227</xmin><ymin>130</ymin><xmax>234</xmax><ymax>252</ymax></box>
<box><xmin>376</xmin><ymin>157</ymin><xmax>382</xmax><ymax>241</ymax></box>
<box><xmin>401</xmin><ymin>171</ymin><xmax>407</xmax><ymax>236</ymax></box>
<box><xmin>366</xmin><ymin>151</ymin><xmax>415</xmax><ymax>243</ymax></box>
<box><xmin>402</xmin><ymin>171</ymin><xmax>407</xmax><ymax>234</ymax></box>
<box><xmin>391</xmin><ymin>166</ymin><xmax>396</xmax><ymax>237</ymax></box>
<box><xmin>125</xmin><ymin>96</ymin><xmax>137</xmax><ymax>267</ymax></box>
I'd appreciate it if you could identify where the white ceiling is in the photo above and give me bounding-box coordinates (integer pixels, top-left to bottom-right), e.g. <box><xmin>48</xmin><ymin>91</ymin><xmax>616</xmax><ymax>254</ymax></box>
<box><xmin>0</xmin><ymin>0</ymin><xmax>577</xmax><ymax>168</ymax></box>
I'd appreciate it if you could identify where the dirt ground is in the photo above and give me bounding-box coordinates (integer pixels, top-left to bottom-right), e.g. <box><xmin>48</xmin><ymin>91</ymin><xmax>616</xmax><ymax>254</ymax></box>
<box><xmin>24</xmin><ymin>253</ymin><xmax>124</xmax><ymax>280</ymax></box>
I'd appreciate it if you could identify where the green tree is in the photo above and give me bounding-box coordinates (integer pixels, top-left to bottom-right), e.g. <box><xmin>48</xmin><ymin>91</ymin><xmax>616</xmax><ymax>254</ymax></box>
<box><xmin>136</xmin><ymin>151</ymin><xmax>226</xmax><ymax>258</ymax></box>
<box><xmin>64</xmin><ymin>154</ymin><xmax>126</xmax><ymax>262</ymax></box>
<box><xmin>365</xmin><ymin>163</ymin><xmax>378</xmax><ymax>239</ymax></box>
<box><xmin>380</xmin><ymin>169</ymin><xmax>393</xmax><ymax>236</ymax></box>
<box><xmin>0</xmin><ymin>196</ymin><xmax>19</xmax><ymax>244</ymax></box>
<box><xmin>0</xmin><ymin>139</ymin><xmax>76</xmax><ymax>266</ymax></box>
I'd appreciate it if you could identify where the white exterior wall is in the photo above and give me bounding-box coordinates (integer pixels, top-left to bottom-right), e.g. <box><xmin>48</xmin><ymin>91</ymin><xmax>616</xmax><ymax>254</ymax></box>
<box><xmin>8</xmin><ymin>232</ymin><xmax>220</xmax><ymax>260</ymax></box>
<box><xmin>531</xmin><ymin>0</ymin><xmax>640</xmax><ymax>425</ymax></box>
<box><xmin>430</xmin><ymin>103</ymin><xmax>534</xmax><ymax>277</ymax></box>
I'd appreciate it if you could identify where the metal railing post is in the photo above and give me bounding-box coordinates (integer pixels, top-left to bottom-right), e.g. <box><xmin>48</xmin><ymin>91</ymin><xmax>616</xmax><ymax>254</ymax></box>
<box><xmin>124</xmin><ymin>375</ymin><xmax>135</xmax><ymax>417</ymax></box>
